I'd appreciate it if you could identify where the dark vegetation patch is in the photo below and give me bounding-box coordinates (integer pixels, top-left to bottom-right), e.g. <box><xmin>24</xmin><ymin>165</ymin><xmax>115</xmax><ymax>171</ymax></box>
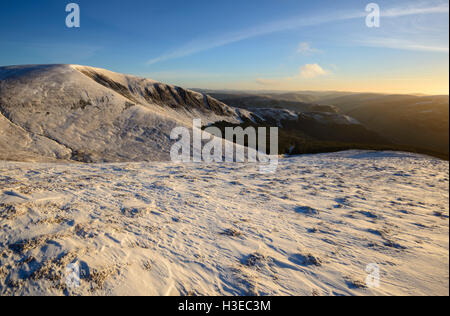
<box><xmin>295</xmin><ymin>206</ymin><xmax>320</xmax><ymax>216</ymax></box>
<box><xmin>8</xmin><ymin>234</ymin><xmax>58</xmax><ymax>255</ymax></box>
<box><xmin>71</xmin><ymin>150</ymin><xmax>95</xmax><ymax>163</ymax></box>
<box><xmin>288</xmin><ymin>253</ymin><xmax>322</xmax><ymax>267</ymax></box>
<box><xmin>71</xmin><ymin>99</ymin><xmax>92</xmax><ymax>110</ymax></box>
<box><xmin>243</xmin><ymin>253</ymin><xmax>270</xmax><ymax>268</ymax></box>
<box><xmin>344</xmin><ymin>277</ymin><xmax>368</xmax><ymax>289</ymax></box>
<box><xmin>121</xmin><ymin>207</ymin><xmax>149</xmax><ymax>218</ymax></box>
<box><xmin>0</xmin><ymin>204</ymin><xmax>23</xmax><ymax>220</ymax></box>
<box><xmin>220</xmin><ymin>228</ymin><xmax>243</xmax><ymax>237</ymax></box>
<box><xmin>124</xmin><ymin>102</ymin><xmax>135</xmax><ymax>110</ymax></box>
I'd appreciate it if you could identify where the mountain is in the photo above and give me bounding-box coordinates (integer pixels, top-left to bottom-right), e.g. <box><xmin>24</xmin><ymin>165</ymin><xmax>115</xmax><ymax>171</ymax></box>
<box><xmin>316</xmin><ymin>93</ymin><xmax>449</xmax><ymax>155</ymax></box>
<box><xmin>1</xmin><ymin>65</ymin><xmax>445</xmax><ymax>163</ymax></box>
<box><xmin>0</xmin><ymin>64</ymin><xmax>392</xmax><ymax>163</ymax></box>
<box><xmin>0</xmin><ymin>68</ymin><xmax>448</xmax><ymax>296</ymax></box>
<box><xmin>0</xmin><ymin>65</ymin><xmax>244</xmax><ymax>162</ymax></box>
<box><xmin>200</xmin><ymin>90</ymin><xmax>449</xmax><ymax>158</ymax></box>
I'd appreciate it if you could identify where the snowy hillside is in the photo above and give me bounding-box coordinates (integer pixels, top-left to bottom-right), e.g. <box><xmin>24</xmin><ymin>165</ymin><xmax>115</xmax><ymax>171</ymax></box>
<box><xmin>0</xmin><ymin>65</ymin><xmax>247</xmax><ymax>162</ymax></box>
<box><xmin>0</xmin><ymin>151</ymin><xmax>448</xmax><ymax>296</ymax></box>
<box><xmin>1</xmin><ymin>64</ymin><xmax>396</xmax><ymax>163</ymax></box>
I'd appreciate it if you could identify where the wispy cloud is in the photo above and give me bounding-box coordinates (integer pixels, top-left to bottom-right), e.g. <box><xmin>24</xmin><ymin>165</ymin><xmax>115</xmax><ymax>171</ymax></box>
<box><xmin>146</xmin><ymin>2</ymin><xmax>448</xmax><ymax>65</ymax></box>
<box><xmin>146</xmin><ymin>11</ymin><xmax>361</xmax><ymax>65</ymax></box>
<box><xmin>300</xmin><ymin>64</ymin><xmax>329</xmax><ymax>78</ymax></box>
<box><xmin>359</xmin><ymin>37</ymin><xmax>449</xmax><ymax>53</ymax></box>
<box><xmin>382</xmin><ymin>2</ymin><xmax>449</xmax><ymax>17</ymax></box>
<box><xmin>147</xmin><ymin>11</ymin><xmax>361</xmax><ymax>65</ymax></box>
<box><xmin>255</xmin><ymin>78</ymin><xmax>281</xmax><ymax>86</ymax></box>
<box><xmin>256</xmin><ymin>63</ymin><xmax>330</xmax><ymax>86</ymax></box>
<box><xmin>146</xmin><ymin>70</ymin><xmax>230</xmax><ymax>80</ymax></box>
<box><xmin>297</xmin><ymin>42</ymin><xmax>322</xmax><ymax>55</ymax></box>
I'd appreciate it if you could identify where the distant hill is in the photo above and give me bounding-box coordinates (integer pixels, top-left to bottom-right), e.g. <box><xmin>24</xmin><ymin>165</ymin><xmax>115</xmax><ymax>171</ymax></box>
<box><xmin>198</xmin><ymin>90</ymin><xmax>449</xmax><ymax>159</ymax></box>
<box><xmin>315</xmin><ymin>93</ymin><xmax>449</xmax><ymax>156</ymax></box>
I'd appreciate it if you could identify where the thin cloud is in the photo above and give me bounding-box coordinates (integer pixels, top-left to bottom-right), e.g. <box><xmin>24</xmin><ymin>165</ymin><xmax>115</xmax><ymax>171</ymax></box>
<box><xmin>300</xmin><ymin>64</ymin><xmax>329</xmax><ymax>78</ymax></box>
<box><xmin>147</xmin><ymin>70</ymin><xmax>230</xmax><ymax>80</ymax></box>
<box><xmin>297</xmin><ymin>42</ymin><xmax>322</xmax><ymax>55</ymax></box>
<box><xmin>146</xmin><ymin>2</ymin><xmax>448</xmax><ymax>65</ymax></box>
<box><xmin>256</xmin><ymin>63</ymin><xmax>330</xmax><ymax>85</ymax></box>
<box><xmin>360</xmin><ymin>38</ymin><xmax>449</xmax><ymax>53</ymax></box>
<box><xmin>255</xmin><ymin>78</ymin><xmax>281</xmax><ymax>86</ymax></box>
<box><xmin>147</xmin><ymin>10</ymin><xmax>362</xmax><ymax>65</ymax></box>
<box><xmin>383</xmin><ymin>2</ymin><xmax>449</xmax><ymax>17</ymax></box>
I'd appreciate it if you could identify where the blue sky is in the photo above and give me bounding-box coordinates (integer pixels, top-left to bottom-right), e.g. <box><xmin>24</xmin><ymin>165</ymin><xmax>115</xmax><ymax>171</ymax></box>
<box><xmin>0</xmin><ymin>0</ymin><xmax>449</xmax><ymax>94</ymax></box>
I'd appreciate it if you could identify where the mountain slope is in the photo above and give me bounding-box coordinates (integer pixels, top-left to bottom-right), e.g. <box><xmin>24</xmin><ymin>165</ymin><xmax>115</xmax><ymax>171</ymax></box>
<box><xmin>0</xmin><ymin>65</ymin><xmax>243</xmax><ymax>162</ymax></box>
<box><xmin>0</xmin><ymin>111</ymin><xmax>71</xmax><ymax>162</ymax></box>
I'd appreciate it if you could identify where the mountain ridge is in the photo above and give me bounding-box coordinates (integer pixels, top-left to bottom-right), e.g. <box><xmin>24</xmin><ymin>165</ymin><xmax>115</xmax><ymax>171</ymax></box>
<box><xmin>0</xmin><ymin>64</ymin><xmax>246</xmax><ymax>162</ymax></box>
<box><xmin>1</xmin><ymin>65</ymin><xmax>446</xmax><ymax>162</ymax></box>
<box><xmin>200</xmin><ymin>89</ymin><xmax>449</xmax><ymax>157</ymax></box>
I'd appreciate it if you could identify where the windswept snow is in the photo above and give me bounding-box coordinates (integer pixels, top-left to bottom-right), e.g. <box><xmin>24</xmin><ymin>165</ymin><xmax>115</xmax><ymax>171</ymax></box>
<box><xmin>0</xmin><ymin>151</ymin><xmax>448</xmax><ymax>296</ymax></box>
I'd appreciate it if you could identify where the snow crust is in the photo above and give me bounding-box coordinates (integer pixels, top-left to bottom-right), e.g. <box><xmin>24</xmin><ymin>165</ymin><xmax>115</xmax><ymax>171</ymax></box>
<box><xmin>0</xmin><ymin>150</ymin><xmax>448</xmax><ymax>296</ymax></box>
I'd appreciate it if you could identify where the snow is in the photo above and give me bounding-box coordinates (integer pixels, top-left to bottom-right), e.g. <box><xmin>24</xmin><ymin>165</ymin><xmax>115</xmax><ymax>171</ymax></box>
<box><xmin>252</xmin><ymin>108</ymin><xmax>299</xmax><ymax>122</ymax></box>
<box><xmin>0</xmin><ymin>64</ymin><xmax>369</xmax><ymax>164</ymax></box>
<box><xmin>0</xmin><ymin>150</ymin><xmax>448</xmax><ymax>296</ymax></box>
<box><xmin>0</xmin><ymin>65</ymin><xmax>448</xmax><ymax>296</ymax></box>
<box><xmin>306</xmin><ymin>112</ymin><xmax>361</xmax><ymax>125</ymax></box>
<box><xmin>0</xmin><ymin>65</ymin><xmax>247</xmax><ymax>163</ymax></box>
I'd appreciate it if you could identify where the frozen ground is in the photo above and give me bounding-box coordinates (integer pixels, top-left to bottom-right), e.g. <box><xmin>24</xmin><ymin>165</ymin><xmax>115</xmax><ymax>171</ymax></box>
<box><xmin>0</xmin><ymin>150</ymin><xmax>448</xmax><ymax>296</ymax></box>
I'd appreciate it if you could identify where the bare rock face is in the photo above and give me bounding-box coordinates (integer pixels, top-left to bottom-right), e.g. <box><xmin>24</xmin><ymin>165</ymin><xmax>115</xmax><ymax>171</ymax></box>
<box><xmin>0</xmin><ymin>65</ymin><xmax>242</xmax><ymax>162</ymax></box>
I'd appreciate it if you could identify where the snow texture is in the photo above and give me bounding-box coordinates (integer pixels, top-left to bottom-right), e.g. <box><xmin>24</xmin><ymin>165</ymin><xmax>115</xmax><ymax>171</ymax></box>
<box><xmin>0</xmin><ymin>151</ymin><xmax>448</xmax><ymax>296</ymax></box>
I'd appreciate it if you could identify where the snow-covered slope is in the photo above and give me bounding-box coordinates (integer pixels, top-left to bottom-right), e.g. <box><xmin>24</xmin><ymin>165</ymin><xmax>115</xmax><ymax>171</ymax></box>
<box><xmin>1</xmin><ymin>64</ymin><xmax>396</xmax><ymax>163</ymax></box>
<box><xmin>0</xmin><ymin>112</ymin><xmax>71</xmax><ymax>162</ymax></box>
<box><xmin>0</xmin><ymin>65</ymin><xmax>245</xmax><ymax>162</ymax></box>
<box><xmin>0</xmin><ymin>151</ymin><xmax>448</xmax><ymax>296</ymax></box>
